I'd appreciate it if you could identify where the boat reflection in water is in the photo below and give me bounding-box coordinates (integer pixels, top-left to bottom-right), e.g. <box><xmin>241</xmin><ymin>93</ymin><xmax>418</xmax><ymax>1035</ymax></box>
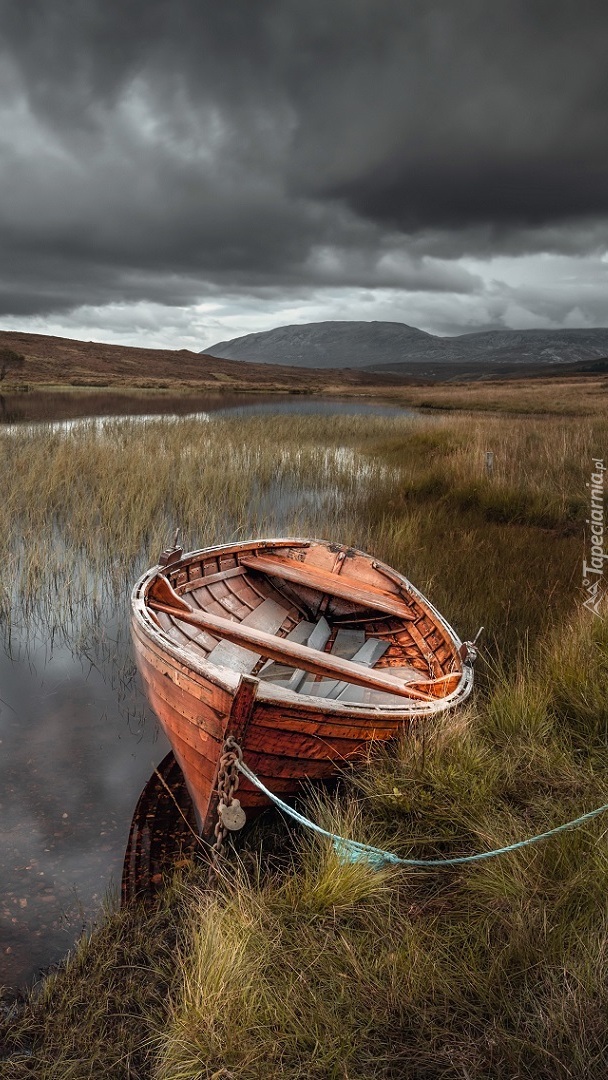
<box><xmin>121</xmin><ymin>752</ymin><xmax>199</xmax><ymax>905</ymax></box>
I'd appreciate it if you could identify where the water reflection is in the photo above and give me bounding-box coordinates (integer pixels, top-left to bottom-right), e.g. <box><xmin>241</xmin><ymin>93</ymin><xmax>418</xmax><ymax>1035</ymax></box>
<box><xmin>0</xmin><ymin>389</ymin><xmax>408</xmax><ymax>430</ymax></box>
<box><xmin>0</xmin><ymin>390</ymin><xmax>280</xmax><ymax>425</ymax></box>
<box><xmin>121</xmin><ymin>752</ymin><xmax>198</xmax><ymax>907</ymax></box>
<box><xmin>0</xmin><ymin>610</ymin><xmax>168</xmax><ymax>989</ymax></box>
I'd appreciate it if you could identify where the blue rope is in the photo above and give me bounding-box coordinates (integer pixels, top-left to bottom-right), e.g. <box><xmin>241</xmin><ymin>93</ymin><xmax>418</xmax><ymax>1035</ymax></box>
<box><xmin>237</xmin><ymin>760</ymin><xmax>608</xmax><ymax>869</ymax></box>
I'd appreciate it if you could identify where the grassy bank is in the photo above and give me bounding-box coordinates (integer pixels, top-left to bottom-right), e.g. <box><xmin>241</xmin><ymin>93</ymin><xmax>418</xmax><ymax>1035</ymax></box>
<box><xmin>1</xmin><ymin>394</ymin><xmax>607</xmax><ymax>1077</ymax></box>
<box><xmin>388</xmin><ymin>374</ymin><xmax>608</xmax><ymax>416</ymax></box>
<box><xmin>3</xmin><ymin>369</ymin><xmax>608</xmax><ymax>419</ymax></box>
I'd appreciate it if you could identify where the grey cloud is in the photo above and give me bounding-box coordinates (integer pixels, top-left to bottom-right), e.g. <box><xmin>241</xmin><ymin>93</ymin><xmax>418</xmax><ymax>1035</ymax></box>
<box><xmin>288</xmin><ymin>2</ymin><xmax>608</xmax><ymax>234</ymax></box>
<box><xmin>0</xmin><ymin>1</ymin><xmax>607</xmax><ymax>324</ymax></box>
<box><xmin>491</xmin><ymin>269</ymin><xmax>608</xmax><ymax>329</ymax></box>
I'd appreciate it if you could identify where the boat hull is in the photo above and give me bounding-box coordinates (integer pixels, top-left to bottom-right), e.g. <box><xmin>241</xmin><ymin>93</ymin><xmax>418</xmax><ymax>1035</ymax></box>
<box><xmin>131</xmin><ymin>538</ymin><xmax>474</xmax><ymax>839</ymax></box>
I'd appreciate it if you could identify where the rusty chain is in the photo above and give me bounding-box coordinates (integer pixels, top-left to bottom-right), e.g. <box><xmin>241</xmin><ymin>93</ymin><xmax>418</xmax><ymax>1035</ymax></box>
<box><xmin>208</xmin><ymin>735</ymin><xmax>245</xmax><ymax>881</ymax></box>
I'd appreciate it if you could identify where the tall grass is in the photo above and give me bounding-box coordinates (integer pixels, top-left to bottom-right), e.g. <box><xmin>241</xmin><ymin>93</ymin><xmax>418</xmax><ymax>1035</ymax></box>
<box><xmin>2</xmin><ymin>397</ymin><xmax>607</xmax><ymax>1077</ymax></box>
<box><xmin>0</xmin><ymin>409</ymin><xmax>590</xmax><ymax>661</ymax></box>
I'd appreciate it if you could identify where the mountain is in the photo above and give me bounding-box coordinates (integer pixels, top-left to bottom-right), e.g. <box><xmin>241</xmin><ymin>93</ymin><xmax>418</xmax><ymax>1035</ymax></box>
<box><xmin>203</xmin><ymin>321</ymin><xmax>608</xmax><ymax>376</ymax></box>
<box><xmin>204</xmin><ymin>321</ymin><xmax>434</xmax><ymax>369</ymax></box>
<box><xmin>370</xmin><ymin>328</ymin><xmax>608</xmax><ymax>373</ymax></box>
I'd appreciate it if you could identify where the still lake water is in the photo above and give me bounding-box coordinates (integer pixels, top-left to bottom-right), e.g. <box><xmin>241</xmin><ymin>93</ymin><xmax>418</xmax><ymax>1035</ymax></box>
<box><xmin>0</xmin><ymin>392</ymin><xmax>411</xmax><ymax>990</ymax></box>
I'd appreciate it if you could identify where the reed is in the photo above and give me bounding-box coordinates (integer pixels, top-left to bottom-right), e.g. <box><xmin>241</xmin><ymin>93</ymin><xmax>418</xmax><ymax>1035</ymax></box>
<box><xmin>1</xmin><ymin>394</ymin><xmax>607</xmax><ymax>1078</ymax></box>
<box><xmin>0</xmin><ymin>408</ymin><xmax>591</xmax><ymax>654</ymax></box>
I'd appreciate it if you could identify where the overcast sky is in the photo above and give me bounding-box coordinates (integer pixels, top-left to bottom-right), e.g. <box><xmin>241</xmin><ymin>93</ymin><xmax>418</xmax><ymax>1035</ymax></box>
<box><xmin>1</xmin><ymin>0</ymin><xmax>607</xmax><ymax>349</ymax></box>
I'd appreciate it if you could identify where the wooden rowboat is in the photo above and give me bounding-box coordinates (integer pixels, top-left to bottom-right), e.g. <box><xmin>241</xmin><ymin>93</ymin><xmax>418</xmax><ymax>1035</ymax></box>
<box><xmin>131</xmin><ymin>538</ymin><xmax>476</xmax><ymax>839</ymax></box>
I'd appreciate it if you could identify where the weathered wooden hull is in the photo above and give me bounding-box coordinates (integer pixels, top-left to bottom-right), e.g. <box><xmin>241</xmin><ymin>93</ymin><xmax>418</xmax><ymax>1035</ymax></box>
<box><xmin>131</xmin><ymin>538</ymin><xmax>474</xmax><ymax>838</ymax></box>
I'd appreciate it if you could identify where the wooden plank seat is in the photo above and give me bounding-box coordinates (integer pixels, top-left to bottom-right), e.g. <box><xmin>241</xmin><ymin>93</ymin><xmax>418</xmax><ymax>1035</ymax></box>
<box><xmin>258</xmin><ymin>624</ymin><xmax>397</xmax><ymax>700</ymax></box>
<box><xmin>201</xmin><ymin>598</ymin><xmax>289</xmax><ymax>674</ymax></box>
<box><xmin>260</xmin><ymin>622</ymin><xmax>362</xmax><ymax>695</ymax></box>
<box><xmin>257</xmin><ymin>620</ymin><xmax>316</xmax><ymax>684</ymax></box>
<box><xmin>297</xmin><ymin>627</ymin><xmax>366</xmax><ymax>698</ymax></box>
<box><xmin>300</xmin><ymin>635</ymin><xmax>390</xmax><ymax>704</ymax></box>
<box><xmin>336</xmin><ymin>665</ymin><xmax>425</xmax><ymax>706</ymax></box>
<box><xmin>259</xmin><ymin>617</ymin><xmax>332</xmax><ymax>692</ymax></box>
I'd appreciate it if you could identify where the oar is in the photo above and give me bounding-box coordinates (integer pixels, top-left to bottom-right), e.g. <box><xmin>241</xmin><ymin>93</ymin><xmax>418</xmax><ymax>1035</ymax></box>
<box><xmin>148</xmin><ymin>577</ymin><xmax>440</xmax><ymax>702</ymax></box>
<box><xmin>238</xmin><ymin>553</ymin><xmax>416</xmax><ymax>620</ymax></box>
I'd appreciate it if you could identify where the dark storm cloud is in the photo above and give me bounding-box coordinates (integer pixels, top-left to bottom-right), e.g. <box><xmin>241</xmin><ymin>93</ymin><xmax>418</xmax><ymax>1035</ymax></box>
<box><xmin>0</xmin><ymin>0</ymin><xmax>607</xmax><ymax>319</ymax></box>
<box><xmin>283</xmin><ymin>1</ymin><xmax>608</xmax><ymax>232</ymax></box>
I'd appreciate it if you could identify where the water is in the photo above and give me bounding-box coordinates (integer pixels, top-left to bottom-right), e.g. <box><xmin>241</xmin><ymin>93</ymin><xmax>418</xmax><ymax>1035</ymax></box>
<box><xmin>0</xmin><ymin>613</ymin><xmax>168</xmax><ymax>989</ymax></box>
<box><xmin>0</xmin><ymin>390</ymin><xmax>408</xmax><ymax>429</ymax></box>
<box><xmin>0</xmin><ymin>392</ymin><xmax>412</xmax><ymax>991</ymax></box>
<box><xmin>211</xmin><ymin>398</ymin><xmax>407</xmax><ymax>419</ymax></box>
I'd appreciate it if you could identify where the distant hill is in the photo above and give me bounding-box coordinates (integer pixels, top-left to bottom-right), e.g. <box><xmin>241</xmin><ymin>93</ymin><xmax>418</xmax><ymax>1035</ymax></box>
<box><xmin>204</xmin><ymin>321</ymin><xmax>608</xmax><ymax>377</ymax></box>
<box><xmin>2</xmin><ymin>324</ymin><xmax>607</xmax><ymax>391</ymax></box>
<box><xmin>204</xmin><ymin>321</ymin><xmax>434</xmax><ymax>370</ymax></box>
<box><xmin>0</xmin><ymin>329</ymin><xmax>403</xmax><ymax>390</ymax></box>
<box><xmin>370</xmin><ymin>328</ymin><xmax>608</xmax><ymax>374</ymax></box>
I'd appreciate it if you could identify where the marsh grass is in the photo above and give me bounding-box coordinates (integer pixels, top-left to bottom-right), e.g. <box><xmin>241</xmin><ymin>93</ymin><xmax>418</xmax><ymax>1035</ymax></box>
<box><xmin>392</xmin><ymin>375</ymin><xmax>608</xmax><ymax>416</ymax></box>
<box><xmin>0</xmin><ymin>409</ymin><xmax>589</xmax><ymax>663</ymax></box>
<box><xmin>2</xmin><ymin>399</ymin><xmax>608</xmax><ymax>1077</ymax></box>
<box><xmin>155</xmin><ymin>606</ymin><xmax>608</xmax><ymax>1079</ymax></box>
<box><xmin>1</xmin><ymin>894</ymin><xmax>177</xmax><ymax>1079</ymax></box>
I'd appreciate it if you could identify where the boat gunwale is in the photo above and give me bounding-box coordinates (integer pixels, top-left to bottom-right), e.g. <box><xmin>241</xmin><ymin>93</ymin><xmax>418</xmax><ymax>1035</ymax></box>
<box><xmin>130</xmin><ymin>537</ymin><xmax>474</xmax><ymax>718</ymax></box>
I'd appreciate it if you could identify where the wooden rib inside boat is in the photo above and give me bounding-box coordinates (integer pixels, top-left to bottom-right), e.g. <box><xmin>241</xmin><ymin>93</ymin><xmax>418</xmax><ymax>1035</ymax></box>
<box><xmin>131</xmin><ymin>538</ymin><xmax>476</xmax><ymax>840</ymax></box>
